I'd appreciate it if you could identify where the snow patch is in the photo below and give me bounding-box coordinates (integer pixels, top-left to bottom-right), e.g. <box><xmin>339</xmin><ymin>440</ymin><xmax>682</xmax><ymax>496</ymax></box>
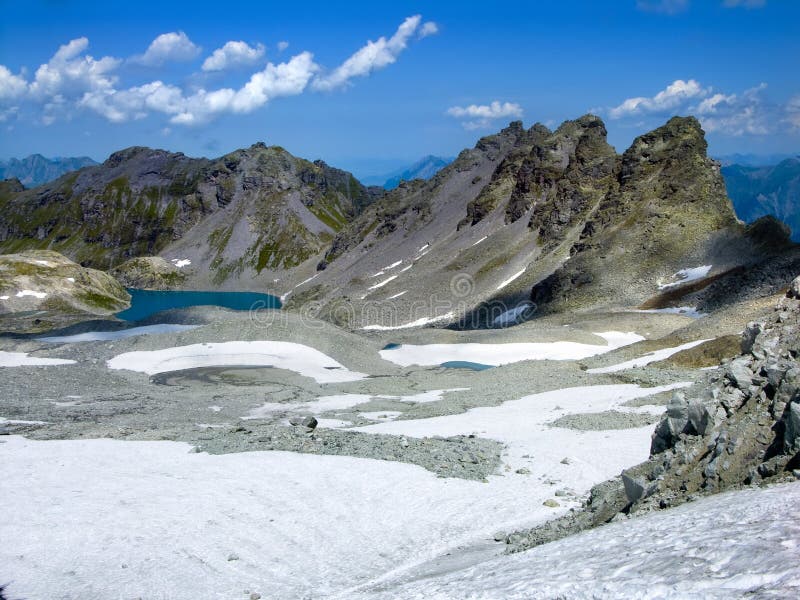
<box><xmin>380</xmin><ymin>331</ymin><xmax>645</xmax><ymax>367</ymax></box>
<box><xmin>0</xmin><ymin>351</ymin><xmax>76</xmax><ymax>367</ymax></box>
<box><xmin>0</xmin><ymin>417</ymin><xmax>48</xmax><ymax>425</ymax></box>
<box><xmin>16</xmin><ymin>290</ymin><xmax>47</xmax><ymax>299</ymax></box>
<box><xmin>357</xmin><ymin>481</ymin><xmax>800</xmax><ymax>599</ymax></box>
<box><xmin>386</xmin><ymin>291</ymin><xmax>407</xmax><ymax>300</ymax></box>
<box><xmin>368</xmin><ymin>275</ymin><xmax>398</xmax><ymax>291</ymax></box>
<box><xmin>587</xmin><ymin>339</ymin><xmax>712</xmax><ymax>374</ymax></box>
<box><xmin>0</xmin><ymin>384</ymin><xmax>687</xmax><ymax>600</ymax></box>
<box><xmin>382</xmin><ymin>260</ymin><xmax>403</xmax><ymax>270</ymax></box>
<box><xmin>362</xmin><ymin>311</ymin><xmax>456</xmax><ymax>331</ymax></box>
<box><xmin>37</xmin><ymin>324</ymin><xmax>199</xmax><ymax>344</ymax></box>
<box><xmin>492</xmin><ymin>303</ymin><xmax>534</xmax><ymax>327</ymax></box>
<box><xmin>107</xmin><ymin>341</ymin><xmax>366</xmax><ymax>383</ymax></box>
<box><xmin>294</xmin><ymin>273</ymin><xmax>319</xmax><ymax>288</ymax></box>
<box><xmin>66</xmin><ymin>277</ymin><xmax>75</xmax><ymax>283</ymax></box>
<box><xmin>170</xmin><ymin>258</ymin><xmax>192</xmax><ymax>268</ymax></box>
<box><xmin>0</xmin><ymin>296</ymin><xmax>9</xmax><ymax>300</ymax></box>
<box><xmin>496</xmin><ymin>268</ymin><xmax>526</xmax><ymax>291</ymax></box>
<box><xmin>472</xmin><ymin>236</ymin><xmax>487</xmax><ymax>247</ymax></box>
<box><xmin>658</xmin><ymin>265</ymin><xmax>712</xmax><ymax>290</ymax></box>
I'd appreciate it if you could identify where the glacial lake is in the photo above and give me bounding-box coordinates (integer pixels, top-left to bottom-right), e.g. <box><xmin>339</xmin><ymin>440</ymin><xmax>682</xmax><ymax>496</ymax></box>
<box><xmin>116</xmin><ymin>289</ymin><xmax>282</xmax><ymax>321</ymax></box>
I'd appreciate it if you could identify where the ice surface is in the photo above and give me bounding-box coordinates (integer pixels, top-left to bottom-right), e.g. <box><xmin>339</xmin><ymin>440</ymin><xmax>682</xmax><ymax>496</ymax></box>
<box><xmin>37</xmin><ymin>324</ymin><xmax>199</xmax><ymax>343</ymax></box>
<box><xmin>380</xmin><ymin>331</ymin><xmax>645</xmax><ymax>366</ymax></box>
<box><xmin>587</xmin><ymin>339</ymin><xmax>712</xmax><ymax>374</ymax></box>
<box><xmin>107</xmin><ymin>341</ymin><xmax>366</xmax><ymax>383</ymax></box>
<box><xmin>0</xmin><ymin>351</ymin><xmax>76</xmax><ymax>367</ymax></box>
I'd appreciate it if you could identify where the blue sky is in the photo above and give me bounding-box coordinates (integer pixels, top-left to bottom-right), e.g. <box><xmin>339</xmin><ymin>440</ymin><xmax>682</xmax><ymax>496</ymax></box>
<box><xmin>0</xmin><ymin>0</ymin><xmax>798</xmax><ymax>177</ymax></box>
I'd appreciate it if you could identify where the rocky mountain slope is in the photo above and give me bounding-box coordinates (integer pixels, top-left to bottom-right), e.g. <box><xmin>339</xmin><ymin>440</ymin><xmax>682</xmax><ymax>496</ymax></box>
<box><xmin>722</xmin><ymin>157</ymin><xmax>800</xmax><ymax>241</ymax></box>
<box><xmin>0</xmin><ymin>143</ymin><xmax>376</xmax><ymax>289</ymax></box>
<box><xmin>0</xmin><ymin>154</ymin><xmax>98</xmax><ymax>188</ymax></box>
<box><xmin>2</xmin><ymin>116</ymin><xmax>798</xmax><ymax>330</ymax></box>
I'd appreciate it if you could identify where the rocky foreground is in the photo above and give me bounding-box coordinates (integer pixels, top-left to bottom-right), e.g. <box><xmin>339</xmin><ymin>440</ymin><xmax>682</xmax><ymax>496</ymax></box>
<box><xmin>506</xmin><ymin>277</ymin><xmax>800</xmax><ymax>553</ymax></box>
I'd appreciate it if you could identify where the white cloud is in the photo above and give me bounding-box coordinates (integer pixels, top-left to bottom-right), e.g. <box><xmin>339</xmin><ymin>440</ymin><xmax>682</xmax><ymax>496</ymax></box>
<box><xmin>605</xmin><ymin>79</ymin><xmax>785</xmax><ymax>137</ymax></box>
<box><xmin>3</xmin><ymin>16</ymin><xmax>436</xmax><ymax>126</ymax></box>
<box><xmin>636</xmin><ymin>0</ymin><xmax>689</xmax><ymax>14</ymax></box>
<box><xmin>419</xmin><ymin>22</ymin><xmax>439</xmax><ymax>38</ymax></box>
<box><xmin>723</xmin><ymin>0</ymin><xmax>766</xmax><ymax>7</ymax></box>
<box><xmin>446</xmin><ymin>101</ymin><xmax>524</xmax><ymax>130</ymax></box>
<box><xmin>609</xmin><ymin>79</ymin><xmax>708</xmax><ymax>118</ymax></box>
<box><xmin>0</xmin><ymin>66</ymin><xmax>28</xmax><ymax>100</ymax></box>
<box><xmin>695</xmin><ymin>92</ymin><xmax>736</xmax><ymax>114</ymax></box>
<box><xmin>134</xmin><ymin>31</ymin><xmax>201</xmax><ymax>66</ymax></box>
<box><xmin>202</xmin><ymin>41</ymin><xmax>265</xmax><ymax>72</ymax></box>
<box><xmin>28</xmin><ymin>37</ymin><xmax>120</xmax><ymax>100</ymax></box>
<box><xmin>81</xmin><ymin>52</ymin><xmax>318</xmax><ymax>125</ymax></box>
<box><xmin>277</xmin><ymin>41</ymin><xmax>289</xmax><ymax>52</ymax></box>
<box><xmin>312</xmin><ymin>15</ymin><xmax>433</xmax><ymax>91</ymax></box>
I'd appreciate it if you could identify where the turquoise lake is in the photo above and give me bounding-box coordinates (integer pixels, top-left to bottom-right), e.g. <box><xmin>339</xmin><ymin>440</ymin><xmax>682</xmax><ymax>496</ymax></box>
<box><xmin>116</xmin><ymin>289</ymin><xmax>282</xmax><ymax>321</ymax></box>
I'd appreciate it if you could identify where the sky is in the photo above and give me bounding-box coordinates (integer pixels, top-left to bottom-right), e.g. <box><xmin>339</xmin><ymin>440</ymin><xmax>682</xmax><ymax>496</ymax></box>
<box><xmin>0</xmin><ymin>0</ymin><xmax>798</xmax><ymax>178</ymax></box>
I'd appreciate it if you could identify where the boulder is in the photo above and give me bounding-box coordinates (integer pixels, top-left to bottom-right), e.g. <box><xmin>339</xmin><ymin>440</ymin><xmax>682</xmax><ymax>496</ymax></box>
<box><xmin>0</xmin><ymin>250</ymin><xmax>130</xmax><ymax>320</ymax></box>
<box><xmin>289</xmin><ymin>416</ymin><xmax>318</xmax><ymax>430</ymax></box>
<box><xmin>110</xmin><ymin>256</ymin><xmax>187</xmax><ymax>290</ymax></box>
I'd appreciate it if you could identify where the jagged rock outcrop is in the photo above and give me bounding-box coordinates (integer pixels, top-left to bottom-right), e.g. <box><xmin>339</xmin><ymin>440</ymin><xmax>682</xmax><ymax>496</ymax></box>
<box><xmin>110</xmin><ymin>256</ymin><xmax>187</xmax><ymax>290</ymax></box>
<box><xmin>0</xmin><ymin>250</ymin><xmax>130</xmax><ymax>331</ymax></box>
<box><xmin>506</xmin><ymin>278</ymin><xmax>800</xmax><ymax>553</ymax></box>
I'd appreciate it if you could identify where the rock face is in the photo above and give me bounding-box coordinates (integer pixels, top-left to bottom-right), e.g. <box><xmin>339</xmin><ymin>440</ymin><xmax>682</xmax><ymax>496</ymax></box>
<box><xmin>0</xmin><ymin>250</ymin><xmax>130</xmax><ymax>324</ymax></box>
<box><xmin>506</xmin><ymin>279</ymin><xmax>800</xmax><ymax>553</ymax></box>
<box><xmin>110</xmin><ymin>256</ymin><xmax>187</xmax><ymax>290</ymax></box>
<box><xmin>1</xmin><ymin>116</ymin><xmax>797</xmax><ymax>325</ymax></box>
<box><xmin>0</xmin><ymin>144</ymin><xmax>375</xmax><ymax>288</ymax></box>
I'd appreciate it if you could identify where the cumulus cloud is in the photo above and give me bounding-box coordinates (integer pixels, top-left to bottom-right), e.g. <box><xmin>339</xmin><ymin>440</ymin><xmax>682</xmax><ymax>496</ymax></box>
<box><xmin>202</xmin><ymin>41</ymin><xmax>265</xmax><ymax>72</ymax></box>
<box><xmin>28</xmin><ymin>37</ymin><xmax>120</xmax><ymax>99</ymax></box>
<box><xmin>636</xmin><ymin>0</ymin><xmax>689</xmax><ymax>14</ymax></box>
<box><xmin>134</xmin><ymin>31</ymin><xmax>201</xmax><ymax>66</ymax></box>
<box><xmin>0</xmin><ymin>66</ymin><xmax>28</xmax><ymax>100</ymax></box>
<box><xmin>312</xmin><ymin>15</ymin><xmax>437</xmax><ymax>91</ymax></box>
<box><xmin>81</xmin><ymin>52</ymin><xmax>318</xmax><ymax>125</ymax></box>
<box><xmin>446</xmin><ymin>100</ymin><xmax>523</xmax><ymax>130</ymax></box>
<box><xmin>604</xmin><ymin>79</ymin><xmax>791</xmax><ymax>137</ymax></box>
<box><xmin>609</xmin><ymin>79</ymin><xmax>708</xmax><ymax>118</ymax></box>
<box><xmin>0</xmin><ymin>15</ymin><xmax>436</xmax><ymax>126</ymax></box>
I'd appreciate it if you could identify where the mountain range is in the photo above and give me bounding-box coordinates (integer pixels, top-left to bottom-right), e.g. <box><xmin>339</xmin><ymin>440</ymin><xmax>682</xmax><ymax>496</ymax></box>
<box><xmin>722</xmin><ymin>158</ymin><xmax>800</xmax><ymax>242</ymax></box>
<box><xmin>2</xmin><ymin>116</ymin><xmax>799</xmax><ymax>330</ymax></box>
<box><xmin>0</xmin><ymin>154</ymin><xmax>98</xmax><ymax>188</ymax></box>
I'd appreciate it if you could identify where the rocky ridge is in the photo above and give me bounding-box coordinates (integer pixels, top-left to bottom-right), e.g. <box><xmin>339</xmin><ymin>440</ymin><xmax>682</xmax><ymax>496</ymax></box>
<box><xmin>506</xmin><ymin>278</ymin><xmax>800</xmax><ymax>552</ymax></box>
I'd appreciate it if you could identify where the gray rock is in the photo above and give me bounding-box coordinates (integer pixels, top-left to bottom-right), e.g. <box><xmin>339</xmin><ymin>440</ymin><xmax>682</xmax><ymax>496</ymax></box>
<box><xmin>621</xmin><ymin>472</ymin><xmax>647</xmax><ymax>504</ymax></box>
<box><xmin>789</xmin><ymin>276</ymin><xmax>800</xmax><ymax>299</ymax></box>
<box><xmin>289</xmin><ymin>416</ymin><xmax>318</xmax><ymax>430</ymax></box>
<box><xmin>726</xmin><ymin>356</ymin><xmax>754</xmax><ymax>389</ymax></box>
<box><xmin>784</xmin><ymin>401</ymin><xmax>800</xmax><ymax>452</ymax></box>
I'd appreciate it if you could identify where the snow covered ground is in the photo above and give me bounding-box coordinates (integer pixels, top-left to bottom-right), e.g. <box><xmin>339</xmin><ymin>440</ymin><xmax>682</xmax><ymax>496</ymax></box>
<box><xmin>352</xmin><ymin>481</ymin><xmax>800</xmax><ymax>599</ymax></box>
<box><xmin>0</xmin><ymin>350</ymin><xmax>76</xmax><ymax>367</ymax></box>
<box><xmin>0</xmin><ymin>382</ymin><xmax>688</xmax><ymax>600</ymax></box>
<box><xmin>587</xmin><ymin>339</ymin><xmax>711</xmax><ymax>374</ymax></box>
<box><xmin>106</xmin><ymin>341</ymin><xmax>367</xmax><ymax>383</ymax></box>
<box><xmin>379</xmin><ymin>331</ymin><xmax>645</xmax><ymax>366</ymax></box>
<box><xmin>658</xmin><ymin>265</ymin><xmax>712</xmax><ymax>290</ymax></box>
<box><xmin>37</xmin><ymin>323</ymin><xmax>199</xmax><ymax>343</ymax></box>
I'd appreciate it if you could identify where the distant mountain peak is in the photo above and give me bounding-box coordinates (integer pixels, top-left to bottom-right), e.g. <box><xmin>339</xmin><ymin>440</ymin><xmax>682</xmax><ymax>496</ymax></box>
<box><xmin>0</xmin><ymin>154</ymin><xmax>98</xmax><ymax>188</ymax></box>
